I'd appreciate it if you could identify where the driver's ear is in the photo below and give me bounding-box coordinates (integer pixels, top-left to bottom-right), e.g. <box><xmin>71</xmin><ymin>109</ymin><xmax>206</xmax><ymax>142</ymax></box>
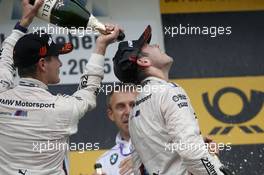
<box><xmin>107</xmin><ymin>107</ymin><xmax>115</xmax><ymax>122</ymax></box>
<box><xmin>36</xmin><ymin>58</ymin><xmax>47</xmax><ymax>72</ymax></box>
<box><xmin>137</xmin><ymin>57</ymin><xmax>151</xmax><ymax>67</ymax></box>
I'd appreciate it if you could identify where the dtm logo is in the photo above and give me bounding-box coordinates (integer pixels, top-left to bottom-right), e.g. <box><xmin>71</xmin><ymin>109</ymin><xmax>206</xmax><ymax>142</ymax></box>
<box><xmin>202</xmin><ymin>87</ymin><xmax>264</xmax><ymax>135</ymax></box>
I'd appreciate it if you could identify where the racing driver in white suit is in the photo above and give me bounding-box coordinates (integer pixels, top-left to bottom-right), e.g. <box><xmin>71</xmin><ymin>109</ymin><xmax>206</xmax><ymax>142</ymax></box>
<box><xmin>112</xmin><ymin>25</ymin><xmax>231</xmax><ymax>175</ymax></box>
<box><xmin>0</xmin><ymin>0</ymin><xmax>121</xmax><ymax>174</ymax></box>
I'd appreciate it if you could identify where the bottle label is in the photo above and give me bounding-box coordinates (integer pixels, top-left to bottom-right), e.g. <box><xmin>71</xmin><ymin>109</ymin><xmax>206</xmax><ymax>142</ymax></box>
<box><xmin>95</xmin><ymin>168</ymin><xmax>103</xmax><ymax>175</ymax></box>
<box><xmin>36</xmin><ymin>0</ymin><xmax>57</xmax><ymax>22</ymax></box>
<box><xmin>88</xmin><ymin>15</ymin><xmax>106</xmax><ymax>32</ymax></box>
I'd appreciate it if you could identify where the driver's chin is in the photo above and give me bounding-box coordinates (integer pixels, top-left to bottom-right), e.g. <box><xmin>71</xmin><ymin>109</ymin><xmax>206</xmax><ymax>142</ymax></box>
<box><xmin>165</xmin><ymin>54</ymin><xmax>173</xmax><ymax>64</ymax></box>
<box><xmin>49</xmin><ymin>77</ymin><xmax>60</xmax><ymax>85</ymax></box>
<box><xmin>168</xmin><ymin>56</ymin><xmax>173</xmax><ymax>65</ymax></box>
<box><xmin>123</xmin><ymin>123</ymin><xmax>129</xmax><ymax>131</ymax></box>
<box><xmin>55</xmin><ymin>77</ymin><xmax>60</xmax><ymax>84</ymax></box>
<box><xmin>123</xmin><ymin>128</ymin><xmax>129</xmax><ymax>136</ymax></box>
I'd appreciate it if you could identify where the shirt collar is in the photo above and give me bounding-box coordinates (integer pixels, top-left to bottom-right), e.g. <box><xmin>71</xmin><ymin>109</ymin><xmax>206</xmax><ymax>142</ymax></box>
<box><xmin>19</xmin><ymin>78</ymin><xmax>48</xmax><ymax>90</ymax></box>
<box><xmin>115</xmin><ymin>133</ymin><xmax>133</xmax><ymax>156</ymax></box>
<box><xmin>115</xmin><ymin>132</ymin><xmax>130</xmax><ymax>146</ymax></box>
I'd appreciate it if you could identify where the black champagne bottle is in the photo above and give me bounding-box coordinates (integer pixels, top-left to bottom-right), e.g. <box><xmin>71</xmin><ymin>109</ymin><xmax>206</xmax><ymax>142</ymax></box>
<box><xmin>29</xmin><ymin>0</ymin><xmax>125</xmax><ymax>40</ymax></box>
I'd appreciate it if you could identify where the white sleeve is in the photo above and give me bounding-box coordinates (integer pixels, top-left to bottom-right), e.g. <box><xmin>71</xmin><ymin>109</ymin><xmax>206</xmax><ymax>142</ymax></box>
<box><xmin>0</xmin><ymin>30</ymin><xmax>25</xmax><ymax>93</ymax></box>
<box><xmin>70</xmin><ymin>53</ymin><xmax>104</xmax><ymax>119</ymax></box>
<box><xmin>161</xmin><ymin>86</ymin><xmax>224</xmax><ymax>175</ymax></box>
<box><xmin>65</xmin><ymin>53</ymin><xmax>105</xmax><ymax>134</ymax></box>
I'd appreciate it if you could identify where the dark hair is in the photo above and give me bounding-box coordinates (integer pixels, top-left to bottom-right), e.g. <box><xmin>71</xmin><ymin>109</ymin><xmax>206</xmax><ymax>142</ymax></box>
<box><xmin>136</xmin><ymin>67</ymin><xmax>148</xmax><ymax>84</ymax></box>
<box><xmin>106</xmin><ymin>83</ymin><xmax>136</xmax><ymax>109</ymax></box>
<box><xmin>17</xmin><ymin>56</ymin><xmax>52</xmax><ymax>78</ymax></box>
<box><xmin>17</xmin><ymin>63</ymin><xmax>38</xmax><ymax>78</ymax></box>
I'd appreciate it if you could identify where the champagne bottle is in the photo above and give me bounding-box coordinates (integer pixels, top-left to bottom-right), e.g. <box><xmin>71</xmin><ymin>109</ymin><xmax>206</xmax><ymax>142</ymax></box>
<box><xmin>29</xmin><ymin>0</ymin><xmax>125</xmax><ymax>41</ymax></box>
<box><xmin>94</xmin><ymin>163</ymin><xmax>103</xmax><ymax>175</ymax></box>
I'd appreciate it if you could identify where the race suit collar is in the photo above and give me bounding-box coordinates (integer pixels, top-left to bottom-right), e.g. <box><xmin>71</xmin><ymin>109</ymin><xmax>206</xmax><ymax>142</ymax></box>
<box><xmin>115</xmin><ymin>132</ymin><xmax>133</xmax><ymax>156</ymax></box>
<box><xmin>19</xmin><ymin>78</ymin><xmax>48</xmax><ymax>90</ymax></box>
<box><xmin>115</xmin><ymin>132</ymin><xmax>130</xmax><ymax>145</ymax></box>
<box><xmin>141</xmin><ymin>76</ymin><xmax>167</xmax><ymax>86</ymax></box>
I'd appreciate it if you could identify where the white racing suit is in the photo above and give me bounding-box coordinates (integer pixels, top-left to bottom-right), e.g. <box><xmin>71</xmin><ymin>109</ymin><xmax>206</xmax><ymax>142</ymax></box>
<box><xmin>130</xmin><ymin>77</ymin><xmax>224</xmax><ymax>175</ymax></box>
<box><xmin>0</xmin><ymin>30</ymin><xmax>105</xmax><ymax>174</ymax></box>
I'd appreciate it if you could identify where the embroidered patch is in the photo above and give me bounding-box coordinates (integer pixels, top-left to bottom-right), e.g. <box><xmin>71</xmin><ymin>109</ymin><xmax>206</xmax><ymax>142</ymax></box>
<box><xmin>110</xmin><ymin>153</ymin><xmax>118</xmax><ymax>165</ymax></box>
